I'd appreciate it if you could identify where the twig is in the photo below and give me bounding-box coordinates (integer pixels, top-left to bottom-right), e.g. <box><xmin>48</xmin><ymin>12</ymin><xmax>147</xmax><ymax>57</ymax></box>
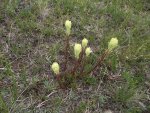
<box><xmin>0</xmin><ymin>68</ymin><xmax>6</xmax><ymax>70</ymax></box>
<box><xmin>36</xmin><ymin>91</ymin><xmax>57</xmax><ymax>108</ymax></box>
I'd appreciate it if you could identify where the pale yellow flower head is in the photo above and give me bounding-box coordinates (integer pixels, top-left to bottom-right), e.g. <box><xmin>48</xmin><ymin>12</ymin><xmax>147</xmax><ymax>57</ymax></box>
<box><xmin>51</xmin><ymin>62</ymin><xmax>60</xmax><ymax>75</ymax></box>
<box><xmin>82</xmin><ymin>38</ymin><xmax>88</xmax><ymax>49</ymax></box>
<box><xmin>65</xmin><ymin>20</ymin><xmax>72</xmax><ymax>36</ymax></box>
<box><xmin>85</xmin><ymin>47</ymin><xmax>92</xmax><ymax>57</ymax></box>
<box><xmin>74</xmin><ymin>43</ymin><xmax>82</xmax><ymax>59</ymax></box>
<box><xmin>108</xmin><ymin>37</ymin><xmax>118</xmax><ymax>51</ymax></box>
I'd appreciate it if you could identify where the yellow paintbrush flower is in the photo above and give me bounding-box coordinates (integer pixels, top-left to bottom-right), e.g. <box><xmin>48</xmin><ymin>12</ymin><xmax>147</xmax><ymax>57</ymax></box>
<box><xmin>85</xmin><ymin>47</ymin><xmax>92</xmax><ymax>57</ymax></box>
<box><xmin>65</xmin><ymin>20</ymin><xmax>72</xmax><ymax>36</ymax></box>
<box><xmin>82</xmin><ymin>38</ymin><xmax>88</xmax><ymax>49</ymax></box>
<box><xmin>51</xmin><ymin>62</ymin><xmax>60</xmax><ymax>75</ymax></box>
<box><xmin>108</xmin><ymin>37</ymin><xmax>118</xmax><ymax>51</ymax></box>
<box><xmin>74</xmin><ymin>43</ymin><xmax>82</xmax><ymax>59</ymax></box>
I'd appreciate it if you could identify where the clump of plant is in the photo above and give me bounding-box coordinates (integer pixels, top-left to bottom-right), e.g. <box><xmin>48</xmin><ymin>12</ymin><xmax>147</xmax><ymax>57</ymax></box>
<box><xmin>114</xmin><ymin>72</ymin><xmax>140</xmax><ymax>103</ymax></box>
<box><xmin>51</xmin><ymin>20</ymin><xmax>118</xmax><ymax>88</ymax></box>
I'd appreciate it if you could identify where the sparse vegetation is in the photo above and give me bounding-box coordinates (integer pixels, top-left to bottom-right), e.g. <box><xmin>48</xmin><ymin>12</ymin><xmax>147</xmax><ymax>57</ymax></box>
<box><xmin>0</xmin><ymin>0</ymin><xmax>150</xmax><ymax>113</ymax></box>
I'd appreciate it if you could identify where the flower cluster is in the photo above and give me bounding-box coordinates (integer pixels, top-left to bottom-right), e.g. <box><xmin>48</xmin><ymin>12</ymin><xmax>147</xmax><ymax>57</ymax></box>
<box><xmin>108</xmin><ymin>37</ymin><xmax>118</xmax><ymax>51</ymax></box>
<box><xmin>65</xmin><ymin>20</ymin><xmax>72</xmax><ymax>36</ymax></box>
<box><xmin>51</xmin><ymin>20</ymin><xmax>118</xmax><ymax>88</ymax></box>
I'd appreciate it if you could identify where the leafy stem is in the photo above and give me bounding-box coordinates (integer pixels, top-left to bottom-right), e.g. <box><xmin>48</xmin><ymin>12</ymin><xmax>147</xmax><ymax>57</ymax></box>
<box><xmin>63</xmin><ymin>36</ymin><xmax>70</xmax><ymax>71</ymax></box>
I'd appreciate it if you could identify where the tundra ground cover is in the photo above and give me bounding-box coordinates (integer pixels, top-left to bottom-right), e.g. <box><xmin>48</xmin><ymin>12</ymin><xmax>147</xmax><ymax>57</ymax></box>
<box><xmin>0</xmin><ymin>0</ymin><xmax>150</xmax><ymax>113</ymax></box>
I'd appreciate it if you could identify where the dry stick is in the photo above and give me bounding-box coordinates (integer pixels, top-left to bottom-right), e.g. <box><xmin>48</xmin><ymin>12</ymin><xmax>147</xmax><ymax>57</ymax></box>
<box><xmin>64</xmin><ymin>36</ymin><xmax>70</xmax><ymax>71</ymax></box>
<box><xmin>36</xmin><ymin>91</ymin><xmax>57</xmax><ymax>108</ymax></box>
<box><xmin>83</xmin><ymin>50</ymin><xmax>109</xmax><ymax>76</ymax></box>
